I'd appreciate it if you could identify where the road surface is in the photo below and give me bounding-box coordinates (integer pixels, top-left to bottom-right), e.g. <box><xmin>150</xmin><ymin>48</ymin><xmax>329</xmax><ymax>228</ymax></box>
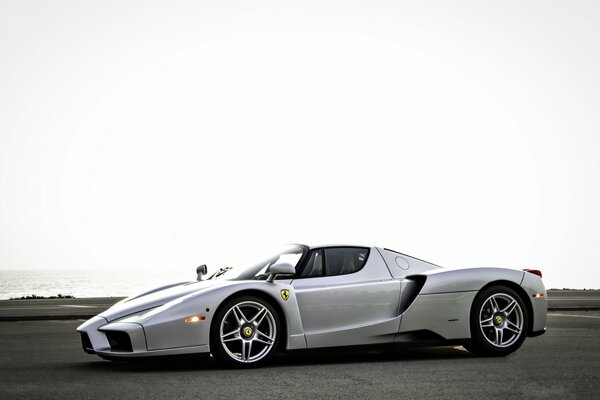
<box><xmin>0</xmin><ymin>295</ymin><xmax>599</xmax><ymax>399</ymax></box>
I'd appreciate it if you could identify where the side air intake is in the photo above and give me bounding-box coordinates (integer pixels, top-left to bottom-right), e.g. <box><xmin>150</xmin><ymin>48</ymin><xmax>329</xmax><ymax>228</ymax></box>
<box><xmin>398</xmin><ymin>275</ymin><xmax>427</xmax><ymax>314</ymax></box>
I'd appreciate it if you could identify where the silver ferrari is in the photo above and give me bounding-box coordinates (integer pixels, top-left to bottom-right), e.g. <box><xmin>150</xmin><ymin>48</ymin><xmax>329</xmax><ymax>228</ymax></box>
<box><xmin>77</xmin><ymin>244</ymin><xmax>547</xmax><ymax>367</ymax></box>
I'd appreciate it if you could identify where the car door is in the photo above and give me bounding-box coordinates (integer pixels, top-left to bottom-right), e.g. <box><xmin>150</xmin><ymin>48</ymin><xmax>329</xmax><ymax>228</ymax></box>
<box><xmin>290</xmin><ymin>247</ymin><xmax>401</xmax><ymax>348</ymax></box>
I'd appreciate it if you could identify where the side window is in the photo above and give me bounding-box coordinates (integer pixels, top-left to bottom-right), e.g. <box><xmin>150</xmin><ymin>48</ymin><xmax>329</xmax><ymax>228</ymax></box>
<box><xmin>324</xmin><ymin>247</ymin><xmax>369</xmax><ymax>276</ymax></box>
<box><xmin>300</xmin><ymin>249</ymin><xmax>324</xmax><ymax>278</ymax></box>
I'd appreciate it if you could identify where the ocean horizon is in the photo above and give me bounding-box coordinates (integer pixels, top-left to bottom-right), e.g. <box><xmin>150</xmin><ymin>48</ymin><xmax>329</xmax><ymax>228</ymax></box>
<box><xmin>0</xmin><ymin>268</ymin><xmax>195</xmax><ymax>300</ymax></box>
<box><xmin>1</xmin><ymin>269</ymin><xmax>596</xmax><ymax>300</ymax></box>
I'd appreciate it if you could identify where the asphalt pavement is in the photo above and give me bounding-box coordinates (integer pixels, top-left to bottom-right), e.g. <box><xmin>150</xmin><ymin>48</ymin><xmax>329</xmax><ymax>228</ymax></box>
<box><xmin>545</xmin><ymin>289</ymin><xmax>600</xmax><ymax>310</ymax></box>
<box><xmin>0</xmin><ymin>311</ymin><xmax>598</xmax><ymax>399</ymax></box>
<box><xmin>0</xmin><ymin>291</ymin><xmax>599</xmax><ymax>399</ymax></box>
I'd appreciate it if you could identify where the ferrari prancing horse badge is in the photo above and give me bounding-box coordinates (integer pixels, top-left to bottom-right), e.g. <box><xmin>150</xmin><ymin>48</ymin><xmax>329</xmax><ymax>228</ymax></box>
<box><xmin>280</xmin><ymin>289</ymin><xmax>290</xmax><ymax>301</ymax></box>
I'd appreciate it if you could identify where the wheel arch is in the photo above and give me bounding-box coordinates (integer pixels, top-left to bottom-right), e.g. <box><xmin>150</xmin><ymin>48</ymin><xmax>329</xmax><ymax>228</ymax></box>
<box><xmin>211</xmin><ymin>289</ymin><xmax>288</xmax><ymax>351</ymax></box>
<box><xmin>475</xmin><ymin>280</ymin><xmax>534</xmax><ymax>336</ymax></box>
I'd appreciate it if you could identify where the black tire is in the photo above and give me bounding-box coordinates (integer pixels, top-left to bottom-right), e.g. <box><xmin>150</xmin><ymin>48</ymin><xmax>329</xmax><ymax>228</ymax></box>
<box><xmin>467</xmin><ymin>285</ymin><xmax>529</xmax><ymax>356</ymax></box>
<box><xmin>210</xmin><ymin>296</ymin><xmax>280</xmax><ymax>368</ymax></box>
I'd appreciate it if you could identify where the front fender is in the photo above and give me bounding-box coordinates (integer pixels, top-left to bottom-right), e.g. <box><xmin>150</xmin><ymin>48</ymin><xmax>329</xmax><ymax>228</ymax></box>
<box><xmin>123</xmin><ymin>281</ymin><xmax>305</xmax><ymax>351</ymax></box>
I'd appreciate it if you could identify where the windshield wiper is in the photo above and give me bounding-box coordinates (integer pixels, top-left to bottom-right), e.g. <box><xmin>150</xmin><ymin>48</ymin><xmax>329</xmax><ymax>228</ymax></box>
<box><xmin>209</xmin><ymin>266</ymin><xmax>233</xmax><ymax>280</ymax></box>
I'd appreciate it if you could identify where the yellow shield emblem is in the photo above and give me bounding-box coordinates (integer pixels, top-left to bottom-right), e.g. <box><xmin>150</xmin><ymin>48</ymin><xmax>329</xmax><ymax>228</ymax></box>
<box><xmin>281</xmin><ymin>289</ymin><xmax>290</xmax><ymax>301</ymax></box>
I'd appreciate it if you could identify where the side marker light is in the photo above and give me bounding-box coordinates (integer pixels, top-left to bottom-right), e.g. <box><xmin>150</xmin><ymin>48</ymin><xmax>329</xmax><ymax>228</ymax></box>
<box><xmin>532</xmin><ymin>293</ymin><xmax>545</xmax><ymax>298</ymax></box>
<box><xmin>184</xmin><ymin>315</ymin><xmax>206</xmax><ymax>323</ymax></box>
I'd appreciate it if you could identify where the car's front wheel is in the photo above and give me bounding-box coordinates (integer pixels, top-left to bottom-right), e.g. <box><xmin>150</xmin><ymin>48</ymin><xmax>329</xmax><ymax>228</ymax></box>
<box><xmin>210</xmin><ymin>296</ymin><xmax>280</xmax><ymax>367</ymax></box>
<box><xmin>467</xmin><ymin>285</ymin><xmax>528</xmax><ymax>356</ymax></box>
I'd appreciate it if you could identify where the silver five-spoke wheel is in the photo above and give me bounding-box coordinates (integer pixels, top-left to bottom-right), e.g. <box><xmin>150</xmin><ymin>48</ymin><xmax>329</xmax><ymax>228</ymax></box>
<box><xmin>211</xmin><ymin>296</ymin><xmax>280</xmax><ymax>367</ymax></box>
<box><xmin>468</xmin><ymin>285</ymin><xmax>529</xmax><ymax>356</ymax></box>
<box><xmin>479</xmin><ymin>293</ymin><xmax>524</xmax><ymax>348</ymax></box>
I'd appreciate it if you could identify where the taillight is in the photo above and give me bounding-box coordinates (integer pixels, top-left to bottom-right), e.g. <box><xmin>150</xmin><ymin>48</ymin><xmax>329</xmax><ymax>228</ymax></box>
<box><xmin>523</xmin><ymin>268</ymin><xmax>542</xmax><ymax>278</ymax></box>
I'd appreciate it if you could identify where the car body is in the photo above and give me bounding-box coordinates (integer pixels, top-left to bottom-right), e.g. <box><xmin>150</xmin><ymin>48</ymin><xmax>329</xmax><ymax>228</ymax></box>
<box><xmin>77</xmin><ymin>244</ymin><xmax>547</xmax><ymax>367</ymax></box>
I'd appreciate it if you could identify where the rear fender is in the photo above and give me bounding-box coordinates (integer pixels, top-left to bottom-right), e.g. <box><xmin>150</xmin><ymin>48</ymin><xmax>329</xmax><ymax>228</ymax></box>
<box><xmin>398</xmin><ymin>268</ymin><xmax>525</xmax><ymax>340</ymax></box>
<box><xmin>419</xmin><ymin>268</ymin><xmax>524</xmax><ymax>294</ymax></box>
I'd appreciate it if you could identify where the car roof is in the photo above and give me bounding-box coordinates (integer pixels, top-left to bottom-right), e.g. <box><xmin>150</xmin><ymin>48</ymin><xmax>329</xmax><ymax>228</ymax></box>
<box><xmin>303</xmin><ymin>243</ymin><xmax>373</xmax><ymax>250</ymax></box>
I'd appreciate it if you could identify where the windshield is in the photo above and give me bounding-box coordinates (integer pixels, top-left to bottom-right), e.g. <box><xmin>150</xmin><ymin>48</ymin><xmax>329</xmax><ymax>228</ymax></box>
<box><xmin>209</xmin><ymin>245</ymin><xmax>307</xmax><ymax>281</ymax></box>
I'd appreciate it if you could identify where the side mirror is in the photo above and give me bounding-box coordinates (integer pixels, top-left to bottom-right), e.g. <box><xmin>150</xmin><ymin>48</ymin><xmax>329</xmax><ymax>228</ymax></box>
<box><xmin>266</xmin><ymin>262</ymin><xmax>295</xmax><ymax>283</ymax></box>
<box><xmin>196</xmin><ymin>264</ymin><xmax>208</xmax><ymax>281</ymax></box>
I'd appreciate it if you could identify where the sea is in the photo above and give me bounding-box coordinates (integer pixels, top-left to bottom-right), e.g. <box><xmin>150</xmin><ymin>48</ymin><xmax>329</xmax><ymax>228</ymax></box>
<box><xmin>0</xmin><ymin>269</ymin><xmax>195</xmax><ymax>300</ymax></box>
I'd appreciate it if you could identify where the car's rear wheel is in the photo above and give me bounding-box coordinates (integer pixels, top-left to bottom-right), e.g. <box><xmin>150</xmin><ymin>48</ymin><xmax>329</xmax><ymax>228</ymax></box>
<box><xmin>210</xmin><ymin>296</ymin><xmax>280</xmax><ymax>368</ymax></box>
<box><xmin>467</xmin><ymin>285</ymin><xmax>528</xmax><ymax>356</ymax></box>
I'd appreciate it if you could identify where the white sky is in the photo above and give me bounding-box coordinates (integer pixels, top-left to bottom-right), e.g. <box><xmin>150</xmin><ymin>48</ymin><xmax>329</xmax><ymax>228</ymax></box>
<box><xmin>1</xmin><ymin>1</ymin><xmax>599</xmax><ymax>289</ymax></box>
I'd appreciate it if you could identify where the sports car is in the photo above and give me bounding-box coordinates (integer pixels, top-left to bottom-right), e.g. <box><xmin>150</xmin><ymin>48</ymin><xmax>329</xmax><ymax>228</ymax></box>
<box><xmin>77</xmin><ymin>244</ymin><xmax>547</xmax><ymax>367</ymax></box>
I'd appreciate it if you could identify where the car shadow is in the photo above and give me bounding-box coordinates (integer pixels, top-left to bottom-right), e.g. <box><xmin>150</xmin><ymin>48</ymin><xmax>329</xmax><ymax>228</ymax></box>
<box><xmin>75</xmin><ymin>354</ymin><xmax>216</xmax><ymax>373</ymax></box>
<box><xmin>273</xmin><ymin>344</ymin><xmax>473</xmax><ymax>367</ymax></box>
<box><xmin>74</xmin><ymin>345</ymin><xmax>473</xmax><ymax>373</ymax></box>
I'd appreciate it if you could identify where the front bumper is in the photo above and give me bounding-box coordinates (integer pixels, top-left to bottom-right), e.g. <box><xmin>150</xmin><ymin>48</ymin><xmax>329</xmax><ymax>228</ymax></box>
<box><xmin>77</xmin><ymin>315</ymin><xmax>210</xmax><ymax>358</ymax></box>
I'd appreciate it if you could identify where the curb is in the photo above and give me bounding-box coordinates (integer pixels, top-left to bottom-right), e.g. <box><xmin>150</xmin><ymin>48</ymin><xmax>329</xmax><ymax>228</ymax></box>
<box><xmin>0</xmin><ymin>314</ymin><xmax>95</xmax><ymax>322</ymax></box>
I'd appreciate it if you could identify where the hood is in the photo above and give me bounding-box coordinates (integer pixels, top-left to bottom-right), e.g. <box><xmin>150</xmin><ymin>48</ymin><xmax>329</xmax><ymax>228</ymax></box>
<box><xmin>100</xmin><ymin>279</ymin><xmax>230</xmax><ymax>321</ymax></box>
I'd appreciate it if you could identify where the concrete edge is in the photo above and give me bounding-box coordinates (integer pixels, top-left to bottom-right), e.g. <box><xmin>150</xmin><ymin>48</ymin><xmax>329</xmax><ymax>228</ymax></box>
<box><xmin>1</xmin><ymin>308</ymin><xmax>599</xmax><ymax>322</ymax></box>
